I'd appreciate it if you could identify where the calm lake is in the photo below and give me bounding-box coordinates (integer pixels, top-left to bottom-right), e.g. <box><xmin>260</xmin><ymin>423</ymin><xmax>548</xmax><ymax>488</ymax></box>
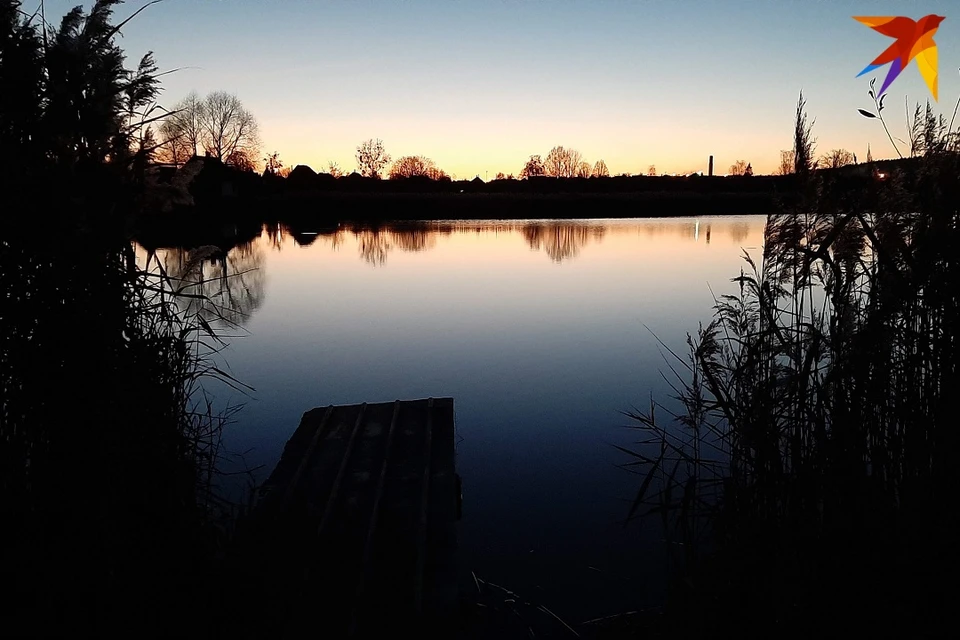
<box><xmin>144</xmin><ymin>215</ymin><xmax>766</xmax><ymax>621</ymax></box>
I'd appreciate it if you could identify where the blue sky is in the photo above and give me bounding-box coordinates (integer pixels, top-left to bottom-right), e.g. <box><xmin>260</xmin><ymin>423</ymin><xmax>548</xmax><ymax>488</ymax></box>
<box><xmin>42</xmin><ymin>0</ymin><xmax>960</xmax><ymax>175</ymax></box>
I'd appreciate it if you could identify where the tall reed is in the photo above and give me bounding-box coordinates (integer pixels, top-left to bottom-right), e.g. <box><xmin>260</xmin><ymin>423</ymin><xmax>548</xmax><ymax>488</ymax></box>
<box><xmin>2</xmin><ymin>1</ymin><xmax>245</xmax><ymax>634</ymax></box>
<box><xmin>623</xmin><ymin>92</ymin><xmax>960</xmax><ymax>636</ymax></box>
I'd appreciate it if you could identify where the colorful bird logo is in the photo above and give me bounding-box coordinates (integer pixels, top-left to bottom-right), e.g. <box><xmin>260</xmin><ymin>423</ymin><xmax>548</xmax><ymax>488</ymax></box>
<box><xmin>854</xmin><ymin>15</ymin><xmax>945</xmax><ymax>100</ymax></box>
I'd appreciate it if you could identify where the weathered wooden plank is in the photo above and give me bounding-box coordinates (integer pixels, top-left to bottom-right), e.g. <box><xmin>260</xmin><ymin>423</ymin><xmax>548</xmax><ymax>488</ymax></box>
<box><xmin>425</xmin><ymin>397</ymin><xmax>459</xmax><ymax>626</ymax></box>
<box><xmin>250</xmin><ymin>398</ymin><xmax>458</xmax><ymax>637</ymax></box>
<box><xmin>414</xmin><ymin>397</ymin><xmax>435</xmax><ymax>613</ymax></box>
<box><xmin>301</xmin><ymin>403</ymin><xmax>364</xmax><ymax>518</ymax></box>
<box><xmin>281</xmin><ymin>404</ymin><xmax>333</xmax><ymax>507</ymax></box>
<box><xmin>254</xmin><ymin>405</ymin><xmax>331</xmax><ymax>512</ymax></box>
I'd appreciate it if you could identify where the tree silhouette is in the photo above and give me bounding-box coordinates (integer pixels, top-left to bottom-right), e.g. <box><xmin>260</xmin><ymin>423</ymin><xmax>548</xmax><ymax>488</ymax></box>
<box><xmin>592</xmin><ymin>160</ymin><xmax>610</xmax><ymax>178</ymax></box>
<box><xmin>520</xmin><ymin>154</ymin><xmax>545</xmax><ymax>178</ymax></box>
<box><xmin>647</xmin><ymin>165</ymin><xmax>657</xmax><ymax>176</ymax></box>
<box><xmin>157</xmin><ymin>91</ymin><xmax>260</xmax><ymax>167</ymax></box>
<box><xmin>389</xmin><ymin>155</ymin><xmax>448</xmax><ymax>180</ymax></box>
<box><xmin>263</xmin><ymin>151</ymin><xmax>283</xmax><ymax>176</ymax></box>
<box><xmin>389</xmin><ymin>155</ymin><xmax>429</xmax><ymax>178</ymax></box>
<box><xmin>425</xmin><ymin>166</ymin><xmax>449</xmax><ymax>181</ymax></box>
<box><xmin>776</xmin><ymin>150</ymin><xmax>795</xmax><ymax>175</ymax></box>
<box><xmin>544</xmin><ymin>145</ymin><xmax>583</xmax><ymax>178</ymax></box>
<box><xmin>356</xmin><ymin>138</ymin><xmax>391</xmax><ymax>178</ymax></box>
<box><xmin>728</xmin><ymin>160</ymin><xmax>750</xmax><ymax>176</ymax></box>
<box><xmin>225</xmin><ymin>149</ymin><xmax>257</xmax><ymax>172</ymax></box>
<box><xmin>327</xmin><ymin>161</ymin><xmax>343</xmax><ymax>178</ymax></box>
<box><xmin>818</xmin><ymin>149</ymin><xmax>855</xmax><ymax>169</ymax></box>
<box><xmin>201</xmin><ymin>91</ymin><xmax>260</xmax><ymax>165</ymax></box>
<box><xmin>157</xmin><ymin>92</ymin><xmax>203</xmax><ymax>165</ymax></box>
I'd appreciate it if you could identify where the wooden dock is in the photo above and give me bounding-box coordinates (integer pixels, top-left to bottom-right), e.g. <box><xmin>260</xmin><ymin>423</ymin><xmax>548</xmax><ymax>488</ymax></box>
<box><xmin>232</xmin><ymin>398</ymin><xmax>459</xmax><ymax>638</ymax></box>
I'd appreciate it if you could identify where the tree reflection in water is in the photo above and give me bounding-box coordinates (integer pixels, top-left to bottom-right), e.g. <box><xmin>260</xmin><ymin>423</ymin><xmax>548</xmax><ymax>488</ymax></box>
<box><xmin>728</xmin><ymin>221</ymin><xmax>750</xmax><ymax>243</ymax></box>
<box><xmin>346</xmin><ymin>221</ymin><xmax>610</xmax><ymax>265</ymax></box>
<box><xmin>390</xmin><ymin>228</ymin><xmax>438</xmax><ymax>253</ymax></box>
<box><xmin>267</xmin><ymin>218</ymin><xmax>761</xmax><ymax>267</ymax></box>
<box><xmin>158</xmin><ymin>241</ymin><xmax>266</xmax><ymax>327</ymax></box>
<box><xmin>352</xmin><ymin>225</ymin><xmax>451</xmax><ymax>265</ymax></box>
<box><xmin>355</xmin><ymin>230</ymin><xmax>392</xmax><ymax>266</ymax></box>
<box><xmin>521</xmin><ymin>223</ymin><xmax>607</xmax><ymax>262</ymax></box>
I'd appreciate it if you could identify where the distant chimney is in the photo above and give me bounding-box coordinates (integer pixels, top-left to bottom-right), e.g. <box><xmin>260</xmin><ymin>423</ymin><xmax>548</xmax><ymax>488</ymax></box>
<box><xmin>708</xmin><ymin>155</ymin><xmax>714</xmax><ymax>177</ymax></box>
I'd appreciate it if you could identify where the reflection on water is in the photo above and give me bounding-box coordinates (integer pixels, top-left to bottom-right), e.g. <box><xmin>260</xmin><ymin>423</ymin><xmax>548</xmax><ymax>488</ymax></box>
<box><xmin>137</xmin><ymin>216</ymin><xmax>765</xmax><ymax>337</ymax></box>
<box><xmin>134</xmin><ymin>215</ymin><xmax>768</xmax><ymax>621</ymax></box>
<box><xmin>261</xmin><ymin>218</ymin><xmax>755</xmax><ymax>267</ymax></box>
<box><xmin>138</xmin><ymin>216</ymin><xmax>764</xmax><ymax>335</ymax></box>
<box><xmin>520</xmin><ymin>223</ymin><xmax>607</xmax><ymax>262</ymax></box>
<box><xmin>141</xmin><ymin>242</ymin><xmax>266</xmax><ymax>327</ymax></box>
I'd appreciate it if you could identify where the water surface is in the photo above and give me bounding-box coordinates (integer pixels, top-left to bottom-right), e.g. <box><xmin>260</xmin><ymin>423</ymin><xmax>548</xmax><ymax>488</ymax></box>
<box><xmin>147</xmin><ymin>216</ymin><xmax>766</xmax><ymax>621</ymax></box>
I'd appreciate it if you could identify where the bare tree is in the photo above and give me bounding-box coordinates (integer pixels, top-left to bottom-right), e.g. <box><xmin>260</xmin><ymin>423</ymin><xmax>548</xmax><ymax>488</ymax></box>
<box><xmin>327</xmin><ymin>161</ymin><xmax>343</xmax><ymax>178</ymax></box>
<box><xmin>156</xmin><ymin>122</ymin><xmax>190</xmax><ymax>166</ymax></box>
<box><xmin>387</xmin><ymin>155</ymin><xmax>449</xmax><ymax>180</ymax></box>
<box><xmin>495</xmin><ymin>172</ymin><xmax>506</xmax><ymax>180</ymax></box>
<box><xmin>543</xmin><ymin>147</ymin><xmax>565</xmax><ymax>177</ymax></box>
<box><xmin>201</xmin><ymin>91</ymin><xmax>261</xmax><ymax>164</ymax></box>
<box><xmin>390</xmin><ymin>155</ymin><xmax>432</xmax><ymax>178</ymax></box>
<box><xmin>776</xmin><ymin>150</ymin><xmax>795</xmax><ymax>175</ymax></box>
<box><xmin>818</xmin><ymin>149</ymin><xmax>855</xmax><ymax>169</ymax></box>
<box><xmin>520</xmin><ymin>155</ymin><xmax>545</xmax><ymax>178</ymax></box>
<box><xmin>647</xmin><ymin>165</ymin><xmax>657</xmax><ymax>176</ymax></box>
<box><xmin>576</xmin><ymin>161</ymin><xmax>592</xmax><ymax>178</ymax></box>
<box><xmin>566</xmin><ymin>149</ymin><xmax>583</xmax><ymax>176</ymax></box>
<box><xmin>592</xmin><ymin>160</ymin><xmax>609</xmax><ymax>178</ymax></box>
<box><xmin>425</xmin><ymin>166</ymin><xmax>449</xmax><ymax>181</ymax></box>
<box><xmin>356</xmin><ymin>139</ymin><xmax>391</xmax><ymax>178</ymax></box>
<box><xmin>544</xmin><ymin>146</ymin><xmax>583</xmax><ymax>178</ymax></box>
<box><xmin>728</xmin><ymin>160</ymin><xmax>750</xmax><ymax>176</ymax></box>
<box><xmin>157</xmin><ymin>92</ymin><xmax>204</xmax><ymax>165</ymax></box>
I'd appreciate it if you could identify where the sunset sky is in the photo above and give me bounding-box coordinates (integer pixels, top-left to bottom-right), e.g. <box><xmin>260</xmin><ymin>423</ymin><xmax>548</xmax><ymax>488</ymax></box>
<box><xmin>46</xmin><ymin>0</ymin><xmax>959</xmax><ymax>176</ymax></box>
